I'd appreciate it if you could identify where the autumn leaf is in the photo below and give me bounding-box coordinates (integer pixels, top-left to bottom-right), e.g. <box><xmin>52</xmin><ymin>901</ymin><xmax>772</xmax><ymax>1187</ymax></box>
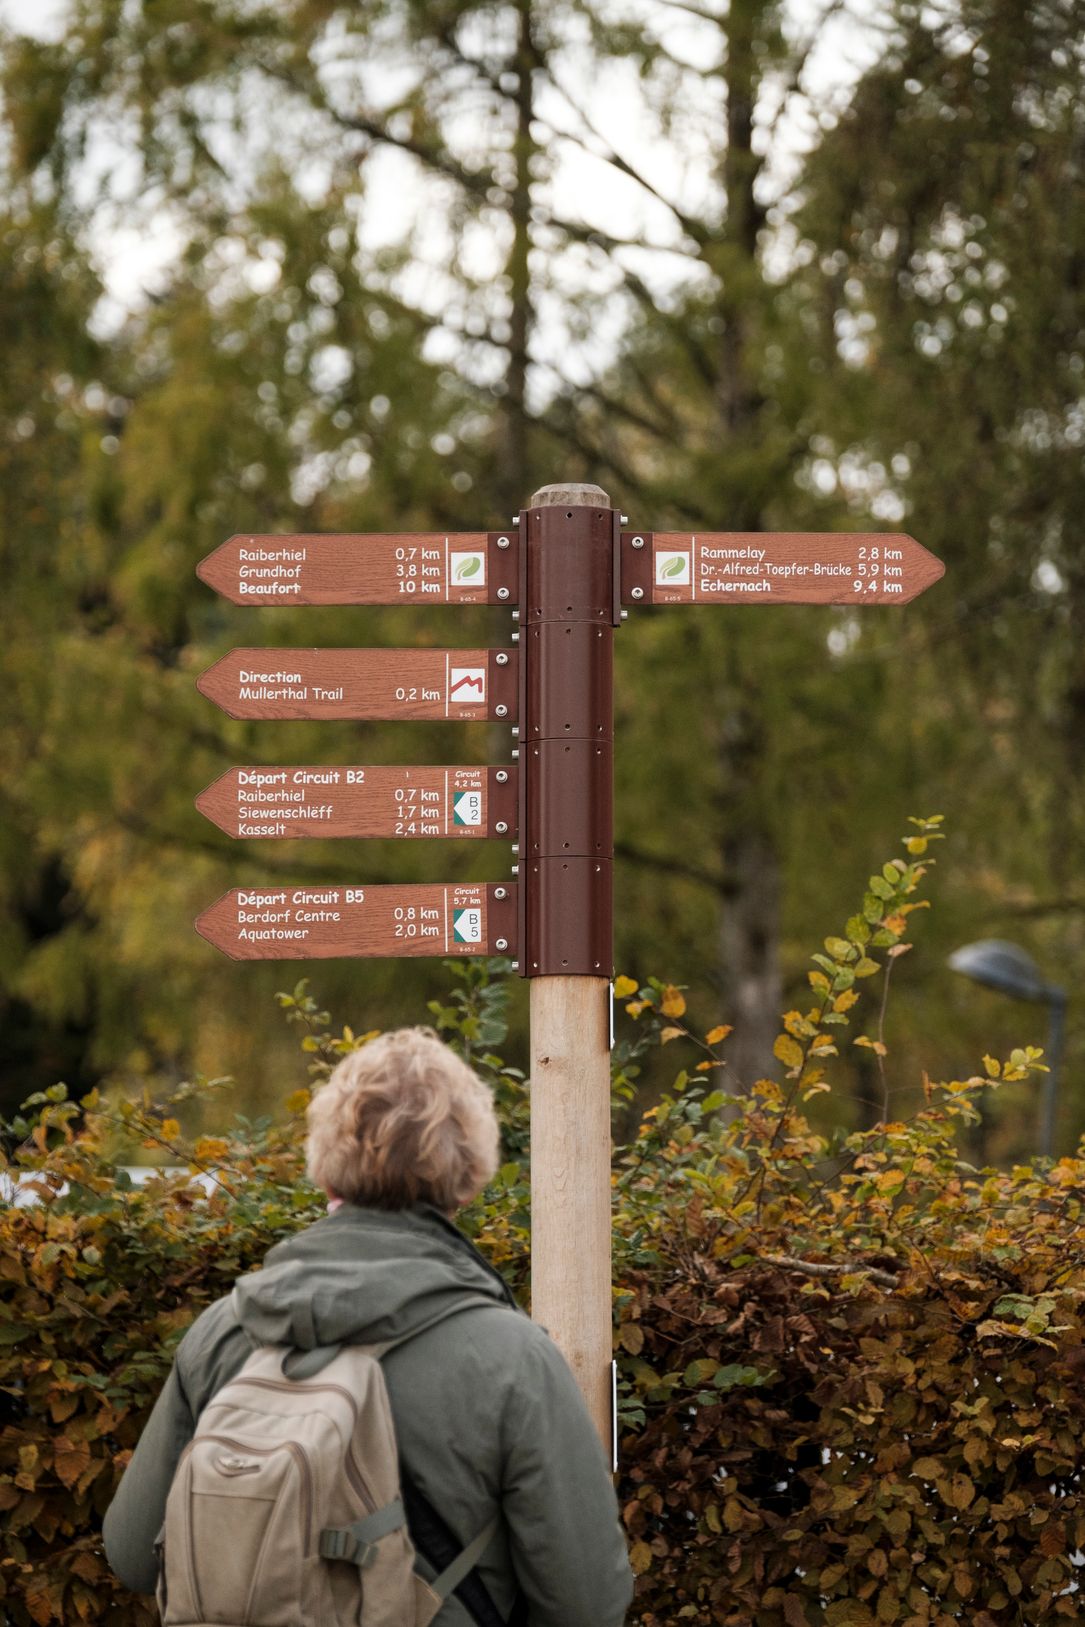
<box><xmin>613</xmin><ymin>975</ymin><xmax>638</xmax><ymax>998</ymax></box>
<box><xmin>660</xmin><ymin>1026</ymin><xmax>684</xmax><ymax>1043</ymax></box>
<box><xmin>54</xmin><ymin>1436</ymin><xmax>91</xmax><ymax>1490</ymax></box>
<box><xmin>660</xmin><ymin>985</ymin><xmax>686</xmax><ymax>1018</ymax></box>
<box><xmin>773</xmin><ymin>1034</ymin><xmax>804</xmax><ymax>1070</ymax></box>
<box><xmin>705</xmin><ymin>1024</ymin><xmax>732</xmax><ymax>1044</ymax></box>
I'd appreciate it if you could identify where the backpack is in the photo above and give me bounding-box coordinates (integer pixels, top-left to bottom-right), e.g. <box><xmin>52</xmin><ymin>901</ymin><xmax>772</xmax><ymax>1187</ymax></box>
<box><xmin>154</xmin><ymin>1300</ymin><xmax>499</xmax><ymax>1627</ymax></box>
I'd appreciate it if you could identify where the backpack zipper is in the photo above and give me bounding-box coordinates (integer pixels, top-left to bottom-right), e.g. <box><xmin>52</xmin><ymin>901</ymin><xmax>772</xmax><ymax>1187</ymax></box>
<box><xmin>219</xmin><ymin>1375</ymin><xmax>378</xmax><ymax>1510</ymax></box>
<box><xmin>196</xmin><ymin>1433</ymin><xmax>314</xmax><ymax>1552</ymax></box>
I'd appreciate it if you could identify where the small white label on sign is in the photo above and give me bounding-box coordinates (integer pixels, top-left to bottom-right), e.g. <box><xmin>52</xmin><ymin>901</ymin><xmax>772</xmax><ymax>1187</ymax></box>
<box><xmin>453</xmin><ymin>907</ymin><xmax>483</xmax><ymax>944</ymax></box>
<box><xmin>450</xmin><ymin>549</ymin><xmax>486</xmax><ymax>587</ymax></box>
<box><xmin>655</xmin><ymin>549</ymin><xmax>691</xmax><ymax>586</ymax></box>
<box><xmin>449</xmin><ymin>666</ymin><xmax>487</xmax><ymax>704</ymax></box>
<box><xmin>453</xmin><ymin>791</ymin><xmax>483</xmax><ymax>827</ymax></box>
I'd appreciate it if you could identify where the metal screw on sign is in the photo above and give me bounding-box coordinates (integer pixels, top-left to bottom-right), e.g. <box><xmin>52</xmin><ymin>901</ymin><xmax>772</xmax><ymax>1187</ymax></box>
<box><xmin>496</xmin><ymin>821</ymin><xmax>509</xmax><ymax>834</ymax></box>
<box><xmin>630</xmin><ymin>586</ymin><xmax>644</xmax><ymax>599</ymax></box>
<box><xmin>495</xmin><ymin>704</ymin><xmax>509</xmax><ymax>717</ymax></box>
<box><xmin>497</xmin><ymin>586</ymin><xmax>510</xmax><ymax>600</ymax></box>
<box><xmin>631</xmin><ymin>536</ymin><xmax>645</xmax><ymax>549</ymax></box>
<box><xmin>495</xmin><ymin>937</ymin><xmax>509</xmax><ymax>951</ymax></box>
<box><xmin>494</xmin><ymin>887</ymin><xmax>508</xmax><ymax>900</ymax></box>
<box><xmin>496</xmin><ymin>770</ymin><xmax>509</xmax><ymax>783</ymax></box>
<box><xmin>496</xmin><ymin>653</ymin><xmax>510</xmax><ymax>666</ymax></box>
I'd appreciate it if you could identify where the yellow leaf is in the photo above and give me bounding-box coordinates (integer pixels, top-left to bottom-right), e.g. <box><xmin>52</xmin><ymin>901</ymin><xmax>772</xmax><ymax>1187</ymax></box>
<box><xmin>705</xmin><ymin>1024</ymin><xmax>732</xmax><ymax>1045</ymax></box>
<box><xmin>160</xmin><ymin>1119</ymin><xmax>181</xmax><ymax>1141</ymax></box>
<box><xmin>661</xmin><ymin>986</ymin><xmax>687</xmax><ymax>1018</ymax></box>
<box><xmin>983</xmin><ymin>1055</ymin><xmax>1001</xmax><ymax>1079</ymax></box>
<box><xmin>660</xmin><ymin>1027</ymin><xmax>684</xmax><ymax>1044</ymax></box>
<box><xmin>629</xmin><ymin>1541</ymin><xmax>653</xmax><ymax>1576</ymax></box>
<box><xmin>833</xmin><ymin>990</ymin><xmax>860</xmax><ymax>1012</ymax></box>
<box><xmin>613</xmin><ymin>975</ymin><xmax>638</xmax><ymax>998</ymax></box>
<box><xmin>625</xmin><ymin>1000</ymin><xmax>650</xmax><ymax>1018</ymax></box>
<box><xmin>774</xmin><ymin>1034</ymin><xmax>804</xmax><ymax>1070</ymax></box>
<box><xmin>284</xmin><ymin>1089</ymin><xmax>311</xmax><ymax>1115</ymax></box>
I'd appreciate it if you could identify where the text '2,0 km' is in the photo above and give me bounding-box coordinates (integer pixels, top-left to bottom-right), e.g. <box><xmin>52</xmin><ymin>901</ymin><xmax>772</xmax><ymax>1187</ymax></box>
<box><xmin>195</xmin><ymin>883</ymin><xmax>518</xmax><ymax>960</ymax></box>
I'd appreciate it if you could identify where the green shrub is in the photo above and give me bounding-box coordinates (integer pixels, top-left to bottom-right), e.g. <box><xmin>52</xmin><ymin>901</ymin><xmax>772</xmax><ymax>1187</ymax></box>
<box><xmin>4</xmin><ymin>818</ymin><xmax>1085</xmax><ymax>1625</ymax></box>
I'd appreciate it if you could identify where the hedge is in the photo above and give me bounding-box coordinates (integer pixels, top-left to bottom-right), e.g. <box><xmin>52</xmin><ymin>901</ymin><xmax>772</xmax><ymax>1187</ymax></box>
<box><xmin>4</xmin><ymin>817</ymin><xmax>1085</xmax><ymax>1625</ymax></box>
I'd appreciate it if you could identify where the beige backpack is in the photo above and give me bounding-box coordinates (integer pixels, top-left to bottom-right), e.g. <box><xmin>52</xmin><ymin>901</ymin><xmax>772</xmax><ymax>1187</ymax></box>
<box><xmin>155</xmin><ymin>1306</ymin><xmax>498</xmax><ymax>1627</ymax></box>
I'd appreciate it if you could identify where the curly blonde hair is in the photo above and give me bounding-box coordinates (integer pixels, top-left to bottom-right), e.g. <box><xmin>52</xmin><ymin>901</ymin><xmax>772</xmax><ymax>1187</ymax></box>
<box><xmin>305</xmin><ymin>1027</ymin><xmax>500</xmax><ymax>1212</ymax></box>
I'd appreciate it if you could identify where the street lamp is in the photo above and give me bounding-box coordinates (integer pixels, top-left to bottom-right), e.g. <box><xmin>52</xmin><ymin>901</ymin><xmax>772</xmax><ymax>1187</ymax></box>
<box><xmin>948</xmin><ymin>938</ymin><xmax>1067</xmax><ymax>1158</ymax></box>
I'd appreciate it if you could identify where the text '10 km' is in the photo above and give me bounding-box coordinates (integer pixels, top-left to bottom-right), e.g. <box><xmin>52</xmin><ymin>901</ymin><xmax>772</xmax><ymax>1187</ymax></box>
<box><xmin>193</xmin><ymin>511</ymin><xmax>944</xmax><ymax>966</ymax></box>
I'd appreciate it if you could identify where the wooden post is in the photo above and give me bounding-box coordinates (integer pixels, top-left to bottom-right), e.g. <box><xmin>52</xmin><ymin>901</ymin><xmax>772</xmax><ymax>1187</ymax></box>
<box><xmin>523</xmin><ymin>482</ymin><xmax>615</xmax><ymax>1449</ymax></box>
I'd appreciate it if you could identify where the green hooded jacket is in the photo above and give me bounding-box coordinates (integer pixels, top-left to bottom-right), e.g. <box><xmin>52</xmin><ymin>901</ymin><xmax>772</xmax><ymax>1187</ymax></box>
<box><xmin>102</xmin><ymin>1203</ymin><xmax>633</xmax><ymax>1627</ymax></box>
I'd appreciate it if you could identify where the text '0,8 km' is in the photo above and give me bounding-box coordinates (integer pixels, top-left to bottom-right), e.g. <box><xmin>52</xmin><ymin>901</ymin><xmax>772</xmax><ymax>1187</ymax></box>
<box><xmin>196</xmin><ymin>532</ymin><xmax>518</xmax><ymax>605</ymax></box>
<box><xmin>195</xmin><ymin>883</ymin><xmax>518</xmax><ymax>961</ymax></box>
<box><xmin>621</xmin><ymin>532</ymin><xmax>944</xmax><ymax>605</ymax></box>
<box><xmin>195</xmin><ymin>765</ymin><xmax>517</xmax><ymax>841</ymax></box>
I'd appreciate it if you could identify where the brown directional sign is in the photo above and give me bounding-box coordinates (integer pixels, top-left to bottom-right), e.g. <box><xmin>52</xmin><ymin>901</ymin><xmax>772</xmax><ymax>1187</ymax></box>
<box><xmin>196</xmin><ymin>648</ymin><xmax>517</xmax><ymax>721</ymax></box>
<box><xmin>620</xmin><ymin>532</ymin><xmax>944</xmax><ymax>606</ymax></box>
<box><xmin>196</xmin><ymin>532</ymin><xmax>518</xmax><ymax>605</ymax></box>
<box><xmin>195</xmin><ymin>882</ymin><xmax>517</xmax><ymax>961</ymax></box>
<box><xmin>196</xmin><ymin>765</ymin><xmax>517</xmax><ymax>840</ymax></box>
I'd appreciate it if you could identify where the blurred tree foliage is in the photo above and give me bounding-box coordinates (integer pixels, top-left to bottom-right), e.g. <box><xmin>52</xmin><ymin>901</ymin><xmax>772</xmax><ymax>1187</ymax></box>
<box><xmin>0</xmin><ymin>0</ymin><xmax>1081</xmax><ymax>1155</ymax></box>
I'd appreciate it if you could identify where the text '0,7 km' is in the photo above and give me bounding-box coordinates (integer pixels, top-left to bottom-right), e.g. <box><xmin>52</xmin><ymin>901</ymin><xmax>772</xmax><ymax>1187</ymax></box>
<box><xmin>196</xmin><ymin>532</ymin><xmax>518</xmax><ymax>605</ymax></box>
<box><xmin>195</xmin><ymin>883</ymin><xmax>518</xmax><ymax>961</ymax></box>
<box><xmin>195</xmin><ymin>765</ymin><xmax>517</xmax><ymax>841</ymax></box>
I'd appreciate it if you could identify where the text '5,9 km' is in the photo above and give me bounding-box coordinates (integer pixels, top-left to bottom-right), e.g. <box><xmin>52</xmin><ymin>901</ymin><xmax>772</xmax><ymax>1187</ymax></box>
<box><xmin>194</xmin><ymin>516</ymin><xmax>943</xmax><ymax>962</ymax></box>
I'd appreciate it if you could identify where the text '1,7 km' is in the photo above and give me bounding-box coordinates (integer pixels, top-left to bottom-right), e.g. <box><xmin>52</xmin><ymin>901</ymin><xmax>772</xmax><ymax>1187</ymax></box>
<box><xmin>196</xmin><ymin>766</ymin><xmax>517</xmax><ymax>842</ymax></box>
<box><xmin>194</xmin><ymin>513</ymin><xmax>944</xmax><ymax>968</ymax></box>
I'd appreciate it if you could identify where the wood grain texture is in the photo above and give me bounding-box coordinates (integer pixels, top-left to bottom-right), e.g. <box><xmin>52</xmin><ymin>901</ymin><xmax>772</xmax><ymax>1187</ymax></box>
<box><xmin>529</xmin><ymin>975</ymin><xmax>614</xmax><ymax>1449</ymax></box>
<box><xmin>195</xmin><ymin>764</ymin><xmax>516</xmax><ymax>840</ymax></box>
<box><xmin>195</xmin><ymin>882</ymin><xmax>517</xmax><ymax>961</ymax></box>
<box><xmin>195</xmin><ymin>647</ymin><xmax>518</xmax><ymax>721</ymax></box>
<box><xmin>196</xmin><ymin>532</ymin><xmax>517</xmax><ymax>605</ymax></box>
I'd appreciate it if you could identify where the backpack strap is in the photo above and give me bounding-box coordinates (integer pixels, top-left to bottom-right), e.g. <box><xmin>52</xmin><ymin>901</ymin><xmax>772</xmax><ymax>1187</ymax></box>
<box><xmin>319</xmin><ymin>1499</ymin><xmax>407</xmax><ymax>1567</ymax></box>
<box><xmin>428</xmin><ymin>1516</ymin><xmax>500</xmax><ymax>1603</ymax></box>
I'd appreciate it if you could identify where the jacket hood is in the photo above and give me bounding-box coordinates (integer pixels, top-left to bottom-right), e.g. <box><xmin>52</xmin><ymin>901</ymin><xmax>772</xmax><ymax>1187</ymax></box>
<box><xmin>230</xmin><ymin>1202</ymin><xmax>519</xmax><ymax>1351</ymax></box>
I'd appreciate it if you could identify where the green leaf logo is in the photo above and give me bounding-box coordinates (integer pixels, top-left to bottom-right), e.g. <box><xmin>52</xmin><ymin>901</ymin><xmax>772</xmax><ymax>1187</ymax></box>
<box><xmin>454</xmin><ymin>555</ymin><xmax>482</xmax><ymax>580</ymax></box>
<box><xmin>662</xmin><ymin>555</ymin><xmax>686</xmax><ymax>578</ymax></box>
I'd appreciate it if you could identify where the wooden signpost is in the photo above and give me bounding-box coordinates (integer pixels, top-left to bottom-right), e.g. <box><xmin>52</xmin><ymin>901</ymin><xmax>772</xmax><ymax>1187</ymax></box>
<box><xmin>194</xmin><ymin>486</ymin><xmax>944</xmax><ymax>1451</ymax></box>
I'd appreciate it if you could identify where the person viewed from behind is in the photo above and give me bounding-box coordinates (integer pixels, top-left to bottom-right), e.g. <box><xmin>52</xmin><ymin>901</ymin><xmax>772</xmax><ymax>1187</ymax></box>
<box><xmin>103</xmin><ymin>1026</ymin><xmax>633</xmax><ymax>1627</ymax></box>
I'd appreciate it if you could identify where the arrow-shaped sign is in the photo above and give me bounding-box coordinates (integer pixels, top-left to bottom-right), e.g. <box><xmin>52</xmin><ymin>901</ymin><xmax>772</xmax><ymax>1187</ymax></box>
<box><xmin>196</xmin><ymin>532</ymin><xmax>518</xmax><ymax>605</ymax></box>
<box><xmin>195</xmin><ymin>764</ymin><xmax>517</xmax><ymax>840</ymax></box>
<box><xmin>621</xmin><ymin>532</ymin><xmax>943</xmax><ymax>605</ymax></box>
<box><xmin>195</xmin><ymin>882</ymin><xmax>517</xmax><ymax>961</ymax></box>
<box><xmin>195</xmin><ymin>648</ymin><xmax>517</xmax><ymax>721</ymax></box>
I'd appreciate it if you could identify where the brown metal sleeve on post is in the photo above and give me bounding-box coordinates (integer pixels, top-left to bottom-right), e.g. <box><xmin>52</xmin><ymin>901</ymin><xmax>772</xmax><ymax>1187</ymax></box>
<box><xmin>523</xmin><ymin>482</ymin><xmax>615</xmax><ymax>1453</ymax></box>
<box><xmin>521</xmin><ymin>497</ymin><xmax>615</xmax><ymax>975</ymax></box>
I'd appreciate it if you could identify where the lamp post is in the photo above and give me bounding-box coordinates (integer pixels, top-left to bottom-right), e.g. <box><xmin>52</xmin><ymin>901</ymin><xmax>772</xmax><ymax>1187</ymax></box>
<box><xmin>947</xmin><ymin>939</ymin><xmax>1067</xmax><ymax>1158</ymax></box>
